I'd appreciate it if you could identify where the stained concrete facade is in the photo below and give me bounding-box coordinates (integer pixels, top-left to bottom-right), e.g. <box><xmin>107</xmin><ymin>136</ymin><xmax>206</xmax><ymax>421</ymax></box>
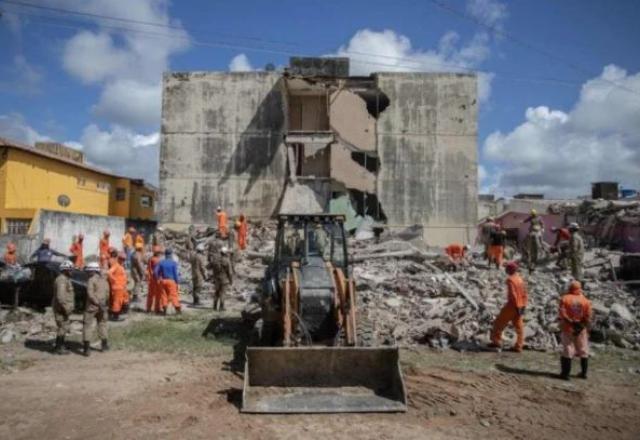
<box><xmin>160</xmin><ymin>66</ymin><xmax>477</xmax><ymax>245</ymax></box>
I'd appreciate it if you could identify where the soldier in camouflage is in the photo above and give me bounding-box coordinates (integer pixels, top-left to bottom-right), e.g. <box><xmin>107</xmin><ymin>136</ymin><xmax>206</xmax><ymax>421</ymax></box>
<box><xmin>82</xmin><ymin>262</ymin><xmax>110</xmax><ymax>356</ymax></box>
<box><xmin>53</xmin><ymin>260</ymin><xmax>75</xmax><ymax>355</ymax></box>
<box><xmin>568</xmin><ymin>223</ymin><xmax>585</xmax><ymax>282</ymax></box>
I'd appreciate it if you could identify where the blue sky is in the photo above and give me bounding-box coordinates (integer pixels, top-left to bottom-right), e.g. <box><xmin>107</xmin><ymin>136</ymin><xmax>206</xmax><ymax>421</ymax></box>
<box><xmin>1</xmin><ymin>0</ymin><xmax>639</xmax><ymax>197</ymax></box>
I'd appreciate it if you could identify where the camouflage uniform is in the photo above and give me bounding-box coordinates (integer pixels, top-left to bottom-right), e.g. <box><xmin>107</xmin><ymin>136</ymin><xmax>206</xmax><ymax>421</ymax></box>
<box><xmin>527</xmin><ymin>227</ymin><xmax>544</xmax><ymax>273</ymax></box>
<box><xmin>53</xmin><ymin>274</ymin><xmax>75</xmax><ymax>337</ymax></box>
<box><xmin>130</xmin><ymin>250</ymin><xmax>146</xmax><ymax>301</ymax></box>
<box><xmin>569</xmin><ymin>232</ymin><xmax>585</xmax><ymax>281</ymax></box>
<box><xmin>211</xmin><ymin>253</ymin><xmax>233</xmax><ymax>311</ymax></box>
<box><xmin>190</xmin><ymin>251</ymin><xmax>206</xmax><ymax>304</ymax></box>
<box><xmin>83</xmin><ymin>273</ymin><xmax>109</xmax><ymax>342</ymax></box>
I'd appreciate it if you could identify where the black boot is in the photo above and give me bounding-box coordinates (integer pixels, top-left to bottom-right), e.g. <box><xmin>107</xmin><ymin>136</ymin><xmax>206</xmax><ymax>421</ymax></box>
<box><xmin>109</xmin><ymin>312</ymin><xmax>120</xmax><ymax>322</ymax></box>
<box><xmin>560</xmin><ymin>357</ymin><xmax>572</xmax><ymax>380</ymax></box>
<box><xmin>53</xmin><ymin>336</ymin><xmax>62</xmax><ymax>354</ymax></box>
<box><xmin>83</xmin><ymin>340</ymin><xmax>91</xmax><ymax>357</ymax></box>
<box><xmin>579</xmin><ymin>358</ymin><xmax>588</xmax><ymax>379</ymax></box>
<box><xmin>101</xmin><ymin>339</ymin><xmax>109</xmax><ymax>352</ymax></box>
<box><xmin>219</xmin><ymin>301</ymin><xmax>226</xmax><ymax>311</ymax></box>
<box><xmin>213</xmin><ymin>299</ymin><xmax>218</xmax><ymax>311</ymax></box>
<box><xmin>193</xmin><ymin>295</ymin><xmax>200</xmax><ymax>306</ymax></box>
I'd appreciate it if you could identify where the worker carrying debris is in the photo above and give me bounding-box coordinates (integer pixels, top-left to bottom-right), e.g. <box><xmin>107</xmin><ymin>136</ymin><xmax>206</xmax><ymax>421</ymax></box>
<box><xmin>155</xmin><ymin>248</ymin><xmax>182</xmax><ymax>315</ymax></box>
<box><xmin>82</xmin><ymin>262</ymin><xmax>109</xmax><ymax>357</ymax></box>
<box><xmin>52</xmin><ymin>260</ymin><xmax>75</xmax><ymax>355</ymax></box>
<box><xmin>30</xmin><ymin>238</ymin><xmax>67</xmax><ymax>263</ymax></box>
<box><xmin>211</xmin><ymin>246</ymin><xmax>233</xmax><ymax>311</ymax></box>
<box><xmin>146</xmin><ymin>245</ymin><xmax>163</xmax><ymax>313</ymax></box>
<box><xmin>488</xmin><ymin>225</ymin><xmax>507</xmax><ymax>269</ymax></box>
<box><xmin>99</xmin><ymin>230</ymin><xmax>111</xmax><ymax>269</ymax></box>
<box><xmin>108</xmin><ymin>252</ymin><xmax>129</xmax><ymax>321</ymax></box>
<box><xmin>69</xmin><ymin>233</ymin><xmax>84</xmax><ymax>269</ymax></box>
<box><xmin>568</xmin><ymin>223</ymin><xmax>585</xmax><ymax>282</ymax></box>
<box><xmin>216</xmin><ymin>206</ymin><xmax>229</xmax><ymax>238</ymax></box>
<box><xmin>190</xmin><ymin>244</ymin><xmax>207</xmax><ymax>306</ymax></box>
<box><xmin>3</xmin><ymin>242</ymin><xmax>18</xmax><ymax>265</ymax></box>
<box><xmin>558</xmin><ymin>280</ymin><xmax>592</xmax><ymax>380</ymax></box>
<box><xmin>444</xmin><ymin>243</ymin><xmax>469</xmax><ymax>271</ymax></box>
<box><xmin>551</xmin><ymin>226</ymin><xmax>571</xmax><ymax>269</ymax></box>
<box><xmin>489</xmin><ymin>261</ymin><xmax>529</xmax><ymax>352</ymax></box>
<box><xmin>130</xmin><ymin>243</ymin><xmax>146</xmax><ymax>303</ymax></box>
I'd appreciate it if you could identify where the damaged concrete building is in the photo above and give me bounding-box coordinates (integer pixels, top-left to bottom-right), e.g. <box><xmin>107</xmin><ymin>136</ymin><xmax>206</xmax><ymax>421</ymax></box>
<box><xmin>159</xmin><ymin>58</ymin><xmax>478</xmax><ymax>245</ymax></box>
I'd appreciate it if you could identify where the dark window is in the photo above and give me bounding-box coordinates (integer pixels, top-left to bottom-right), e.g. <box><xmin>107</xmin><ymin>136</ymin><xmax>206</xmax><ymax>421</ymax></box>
<box><xmin>116</xmin><ymin>188</ymin><xmax>126</xmax><ymax>201</ymax></box>
<box><xmin>140</xmin><ymin>195</ymin><xmax>153</xmax><ymax>208</ymax></box>
<box><xmin>6</xmin><ymin>218</ymin><xmax>30</xmax><ymax>235</ymax></box>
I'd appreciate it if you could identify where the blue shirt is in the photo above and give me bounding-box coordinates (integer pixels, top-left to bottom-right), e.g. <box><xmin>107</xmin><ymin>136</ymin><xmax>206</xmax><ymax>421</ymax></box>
<box><xmin>154</xmin><ymin>258</ymin><xmax>180</xmax><ymax>283</ymax></box>
<box><xmin>30</xmin><ymin>246</ymin><xmax>65</xmax><ymax>263</ymax></box>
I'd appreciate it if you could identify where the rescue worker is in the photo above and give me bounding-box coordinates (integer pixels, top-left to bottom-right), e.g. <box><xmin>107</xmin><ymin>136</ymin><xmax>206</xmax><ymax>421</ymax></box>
<box><xmin>99</xmin><ymin>230</ymin><xmax>111</xmax><ymax>269</ymax></box>
<box><xmin>30</xmin><ymin>238</ymin><xmax>67</xmax><ymax>262</ymax></box>
<box><xmin>445</xmin><ymin>243</ymin><xmax>469</xmax><ymax>271</ymax></box>
<box><xmin>526</xmin><ymin>224</ymin><xmax>544</xmax><ymax>273</ymax></box>
<box><xmin>3</xmin><ymin>242</ymin><xmax>18</xmax><ymax>265</ymax></box>
<box><xmin>82</xmin><ymin>262</ymin><xmax>109</xmax><ymax>357</ymax></box>
<box><xmin>236</xmin><ymin>214</ymin><xmax>248</xmax><ymax>251</ymax></box>
<box><xmin>107</xmin><ymin>252</ymin><xmax>128</xmax><ymax>321</ymax></box>
<box><xmin>69</xmin><ymin>233</ymin><xmax>85</xmax><ymax>269</ymax></box>
<box><xmin>489</xmin><ymin>261</ymin><xmax>529</xmax><ymax>352</ymax></box>
<box><xmin>130</xmin><ymin>242</ymin><xmax>146</xmax><ymax>302</ymax></box>
<box><xmin>211</xmin><ymin>246</ymin><xmax>233</xmax><ymax>311</ymax></box>
<box><xmin>146</xmin><ymin>245</ymin><xmax>163</xmax><ymax>313</ymax></box>
<box><xmin>154</xmin><ymin>248</ymin><xmax>182</xmax><ymax>314</ymax></box>
<box><xmin>488</xmin><ymin>226</ymin><xmax>507</xmax><ymax>269</ymax></box>
<box><xmin>52</xmin><ymin>260</ymin><xmax>75</xmax><ymax>355</ymax></box>
<box><xmin>134</xmin><ymin>231</ymin><xmax>144</xmax><ymax>251</ymax></box>
<box><xmin>523</xmin><ymin>209</ymin><xmax>545</xmax><ymax>233</ymax></box>
<box><xmin>216</xmin><ymin>206</ymin><xmax>228</xmax><ymax>238</ymax></box>
<box><xmin>185</xmin><ymin>225</ymin><xmax>197</xmax><ymax>252</ymax></box>
<box><xmin>558</xmin><ymin>280</ymin><xmax>592</xmax><ymax>380</ymax></box>
<box><xmin>190</xmin><ymin>244</ymin><xmax>207</xmax><ymax>306</ymax></box>
<box><xmin>122</xmin><ymin>227</ymin><xmax>135</xmax><ymax>268</ymax></box>
<box><xmin>568</xmin><ymin>223</ymin><xmax>585</xmax><ymax>282</ymax></box>
<box><xmin>551</xmin><ymin>226</ymin><xmax>571</xmax><ymax>269</ymax></box>
<box><xmin>478</xmin><ymin>217</ymin><xmax>497</xmax><ymax>260</ymax></box>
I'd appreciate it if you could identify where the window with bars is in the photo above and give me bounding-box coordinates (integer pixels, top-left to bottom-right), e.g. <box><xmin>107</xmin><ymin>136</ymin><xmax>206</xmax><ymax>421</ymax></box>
<box><xmin>6</xmin><ymin>218</ymin><xmax>31</xmax><ymax>235</ymax></box>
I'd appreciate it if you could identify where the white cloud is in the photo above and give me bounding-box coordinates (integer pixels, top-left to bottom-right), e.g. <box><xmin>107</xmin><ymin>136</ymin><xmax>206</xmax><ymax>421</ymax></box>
<box><xmin>229</xmin><ymin>54</ymin><xmax>254</xmax><ymax>72</ymax></box>
<box><xmin>93</xmin><ymin>79</ymin><xmax>161</xmax><ymax>127</ymax></box>
<box><xmin>0</xmin><ymin>113</ymin><xmax>50</xmax><ymax>145</ymax></box>
<box><xmin>466</xmin><ymin>0</ymin><xmax>508</xmax><ymax>31</ymax></box>
<box><xmin>483</xmin><ymin>65</ymin><xmax>640</xmax><ymax>198</ymax></box>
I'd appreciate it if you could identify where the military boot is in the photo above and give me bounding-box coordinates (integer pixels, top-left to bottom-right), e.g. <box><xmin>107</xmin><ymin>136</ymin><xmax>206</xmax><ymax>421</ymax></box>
<box><xmin>213</xmin><ymin>299</ymin><xmax>219</xmax><ymax>311</ymax></box>
<box><xmin>219</xmin><ymin>301</ymin><xmax>226</xmax><ymax>312</ymax></box>
<box><xmin>560</xmin><ymin>357</ymin><xmax>572</xmax><ymax>380</ymax></box>
<box><xmin>101</xmin><ymin>339</ymin><xmax>109</xmax><ymax>352</ymax></box>
<box><xmin>55</xmin><ymin>336</ymin><xmax>69</xmax><ymax>355</ymax></box>
<box><xmin>578</xmin><ymin>358</ymin><xmax>588</xmax><ymax>379</ymax></box>
<box><xmin>82</xmin><ymin>340</ymin><xmax>91</xmax><ymax>357</ymax></box>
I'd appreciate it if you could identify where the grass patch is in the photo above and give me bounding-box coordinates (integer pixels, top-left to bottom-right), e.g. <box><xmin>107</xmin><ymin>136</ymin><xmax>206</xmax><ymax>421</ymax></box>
<box><xmin>110</xmin><ymin>311</ymin><xmax>238</xmax><ymax>357</ymax></box>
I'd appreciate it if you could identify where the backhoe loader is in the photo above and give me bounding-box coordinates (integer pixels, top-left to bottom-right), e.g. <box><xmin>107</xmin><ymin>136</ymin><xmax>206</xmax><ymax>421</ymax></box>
<box><xmin>242</xmin><ymin>214</ymin><xmax>407</xmax><ymax>413</ymax></box>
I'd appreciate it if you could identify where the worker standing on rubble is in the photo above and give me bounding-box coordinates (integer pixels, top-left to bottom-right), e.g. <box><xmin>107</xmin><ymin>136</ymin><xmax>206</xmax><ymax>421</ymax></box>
<box><xmin>479</xmin><ymin>217</ymin><xmax>497</xmax><ymax>260</ymax></box>
<box><xmin>155</xmin><ymin>248</ymin><xmax>182</xmax><ymax>315</ymax></box>
<box><xmin>107</xmin><ymin>252</ymin><xmax>129</xmax><ymax>321</ymax></box>
<box><xmin>146</xmin><ymin>245</ymin><xmax>163</xmax><ymax>313</ymax></box>
<box><xmin>488</xmin><ymin>226</ymin><xmax>507</xmax><ymax>269</ymax></box>
<box><xmin>30</xmin><ymin>238</ymin><xmax>67</xmax><ymax>262</ymax></box>
<box><xmin>489</xmin><ymin>261</ymin><xmax>529</xmax><ymax>352</ymax></box>
<box><xmin>236</xmin><ymin>214</ymin><xmax>248</xmax><ymax>251</ymax></box>
<box><xmin>99</xmin><ymin>230</ymin><xmax>110</xmax><ymax>269</ymax></box>
<box><xmin>52</xmin><ymin>260</ymin><xmax>75</xmax><ymax>355</ymax></box>
<box><xmin>526</xmin><ymin>224</ymin><xmax>544</xmax><ymax>273</ymax></box>
<box><xmin>444</xmin><ymin>243</ymin><xmax>469</xmax><ymax>271</ymax></box>
<box><xmin>211</xmin><ymin>246</ymin><xmax>233</xmax><ymax>311</ymax></box>
<box><xmin>190</xmin><ymin>244</ymin><xmax>207</xmax><ymax>306</ymax></box>
<box><xmin>523</xmin><ymin>209</ymin><xmax>545</xmax><ymax>233</ymax></box>
<box><xmin>216</xmin><ymin>206</ymin><xmax>228</xmax><ymax>238</ymax></box>
<box><xmin>69</xmin><ymin>233</ymin><xmax>85</xmax><ymax>269</ymax></box>
<box><xmin>82</xmin><ymin>262</ymin><xmax>109</xmax><ymax>357</ymax></box>
<box><xmin>558</xmin><ymin>280</ymin><xmax>592</xmax><ymax>380</ymax></box>
<box><xmin>122</xmin><ymin>227</ymin><xmax>135</xmax><ymax>268</ymax></box>
<box><xmin>568</xmin><ymin>223</ymin><xmax>585</xmax><ymax>282</ymax></box>
<box><xmin>551</xmin><ymin>226</ymin><xmax>571</xmax><ymax>269</ymax></box>
<box><xmin>3</xmin><ymin>242</ymin><xmax>18</xmax><ymax>265</ymax></box>
<box><xmin>130</xmin><ymin>243</ymin><xmax>146</xmax><ymax>303</ymax></box>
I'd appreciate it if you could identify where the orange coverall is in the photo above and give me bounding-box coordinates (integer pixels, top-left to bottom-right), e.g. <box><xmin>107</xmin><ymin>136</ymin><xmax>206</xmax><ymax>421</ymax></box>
<box><xmin>445</xmin><ymin>243</ymin><xmax>466</xmax><ymax>262</ymax></box>
<box><xmin>146</xmin><ymin>255</ymin><xmax>162</xmax><ymax>312</ymax></box>
<box><xmin>559</xmin><ymin>286</ymin><xmax>592</xmax><ymax>358</ymax></box>
<box><xmin>491</xmin><ymin>273</ymin><xmax>529</xmax><ymax>351</ymax></box>
<box><xmin>69</xmin><ymin>241</ymin><xmax>84</xmax><ymax>269</ymax></box>
<box><xmin>160</xmin><ymin>279</ymin><xmax>181</xmax><ymax>311</ymax></box>
<box><xmin>99</xmin><ymin>238</ymin><xmax>110</xmax><ymax>268</ymax></box>
<box><xmin>217</xmin><ymin>211</ymin><xmax>228</xmax><ymax>237</ymax></box>
<box><xmin>237</xmin><ymin>217</ymin><xmax>248</xmax><ymax>250</ymax></box>
<box><xmin>108</xmin><ymin>261</ymin><xmax>129</xmax><ymax>313</ymax></box>
<box><xmin>135</xmin><ymin>234</ymin><xmax>144</xmax><ymax>250</ymax></box>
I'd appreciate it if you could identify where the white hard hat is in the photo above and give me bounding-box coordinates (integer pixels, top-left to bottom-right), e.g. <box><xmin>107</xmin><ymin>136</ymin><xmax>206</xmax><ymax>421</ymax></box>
<box><xmin>221</xmin><ymin>246</ymin><xmax>229</xmax><ymax>254</ymax></box>
<box><xmin>196</xmin><ymin>243</ymin><xmax>205</xmax><ymax>252</ymax></box>
<box><xmin>85</xmin><ymin>262</ymin><xmax>101</xmax><ymax>272</ymax></box>
<box><xmin>60</xmin><ymin>260</ymin><xmax>74</xmax><ymax>271</ymax></box>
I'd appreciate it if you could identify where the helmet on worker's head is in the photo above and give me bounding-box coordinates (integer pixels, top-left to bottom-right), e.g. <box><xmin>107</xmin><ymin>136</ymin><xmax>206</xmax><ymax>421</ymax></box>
<box><xmin>196</xmin><ymin>243</ymin><xmax>205</xmax><ymax>252</ymax></box>
<box><xmin>135</xmin><ymin>243</ymin><xmax>144</xmax><ymax>251</ymax></box>
<box><xmin>569</xmin><ymin>280</ymin><xmax>582</xmax><ymax>293</ymax></box>
<box><xmin>216</xmin><ymin>206</ymin><xmax>222</xmax><ymax>212</ymax></box>
<box><xmin>128</xmin><ymin>227</ymin><xmax>136</xmax><ymax>233</ymax></box>
<box><xmin>504</xmin><ymin>261</ymin><xmax>518</xmax><ymax>275</ymax></box>
<box><xmin>221</xmin><ymin>246</ymin><xmax>229</xmax><ymax>254</ymax></box>
<box><xmin>530</xmin><ymin>209</ymin><xmax>537</xmax><ymax>216</ymax></box>
<box><xmin>463</xmin><ymin>245</ymin><xmax>470</xmax><ymax>251</ymax></box>
<box><xmin>59</xmin><ymin>260</ymin><xmax>74</xmax><ymax>271</ymax></box>
<box><xmin>85</xmin><ymin>262</ymin><xmax>101</xmax><ymax>272</ymax></box>
<box><xmin>165</xmin><ymin>248</ymin><xmax>173</xmax><ymax>256</ymax></box>
<box><xmin>152</xmin><ymin>245</ymin><xmax>162</xmax><ymax>254</ymax></box>
<box><xmin>568</xmin><ymin>222</ymin><xmax>579</xmax><ymax>231</ymax></box>
<box><xmin>234</xmin><ymin>220</ymin><xmax>242</xmax><ymax>230</ymax></box>
<box><xmin>7</xmin><ymin>243</ymin><xmax>16</xmax><ymax>252</ymax></box>
<box><xmin>117</xmin><ymin>252</ymin><xmax>126</xmax><ymax>261</ymax></box>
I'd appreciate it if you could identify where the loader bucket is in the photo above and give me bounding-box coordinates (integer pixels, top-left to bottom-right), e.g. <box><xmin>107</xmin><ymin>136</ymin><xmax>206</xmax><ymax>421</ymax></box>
<box><xmin>241</xmin><ymin>346</ymin><xmax>407</xmax><ymax>413</ymax></box>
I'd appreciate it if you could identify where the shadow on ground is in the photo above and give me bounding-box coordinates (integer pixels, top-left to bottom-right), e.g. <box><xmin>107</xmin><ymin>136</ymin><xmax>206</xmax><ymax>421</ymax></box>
<box><xmin>495</xmin><ymin>363</ymin><xmax>560</xmax><ymax>379</ymax></box>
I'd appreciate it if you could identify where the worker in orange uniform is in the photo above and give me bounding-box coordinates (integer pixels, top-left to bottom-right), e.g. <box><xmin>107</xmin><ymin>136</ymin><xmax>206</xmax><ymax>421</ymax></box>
<box><xmin>558</xmin><ymin>280</ymin><xmax>592</xmax><ymax>380</ymax></box>
<box><xmin>3</xmin><ymin>242</ymin><xmax>18</xmax><ymax>265</ymax></box>
<box><xmin>489</xmin><ymin>261</ymin><xmax>529</xmax><ymax>352</ymax></box>
<box><xmin>107</xmin><ymin>252</ymin><xmax>129</xmax><ymax>321</ymax></box>
<box><xmin>551</xmin><ymin>226</ymin><xmax>571</xmax><ymax>269</ymax></box>
<box><xmin>236</xmin><ymin>214</ymin><xmax>248</xmax><ymax>251</ymax></box>
<box><xmin>445</xmin><ymin>243</ymin><xmax>469</xmax><ymax>271</ymax></box>
<box><xmin>154</xmin><ymin>248</ymin><xmax>181</xmax><ymax>315</ymax></box>
<box><xmin>488</xmin><ymin>226</ymin><xmax>507</xmax><ymax>269</ymax></box>
<box><xmin>122</xmin><ymin>227</ymin><xmax>135</xmax><ymax>268</ymax></box>
<box><xmin>99</xmin><ymin>230</ymin><xmax>111</xmax><ymax>269</ymax></box>
<box><xmin>146</xmin><ymin>245</ymin><xmax>163</xmax><ymax>313</ymax></box>
<box><xmin>69</xmin><ymin>233</ymin><xmax>85</xmax><ymax>269</ymax></box>
<box><xmin>216</xmin><ymin>206</ymin><xmax>228</xmax><ymax>238</ymax></box>
<box><xmin>135</xmin><ymin>231</ymin><xmax>145</xmax><ymax>251</ymax></box>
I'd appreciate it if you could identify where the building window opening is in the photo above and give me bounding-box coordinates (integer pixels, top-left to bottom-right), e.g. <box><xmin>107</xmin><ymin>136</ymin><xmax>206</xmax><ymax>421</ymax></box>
<box><xmin>116</xmin><ymin>188</ymin><xmax>127</xmax><ymax>201</ymax></box>
<box><xmin>140</xmin><ymin>195</ymin><xmax>153</xmax><ymax>208</ymax></box>
<box><xmin>351</xmin><ymin>151</ymin><xmax>380</xmax><ymax>173</ymax></box>
<box><xmin>6</xmin><ymin>218</ymin><xmax>31</xmax><ymax>235</ymax></box>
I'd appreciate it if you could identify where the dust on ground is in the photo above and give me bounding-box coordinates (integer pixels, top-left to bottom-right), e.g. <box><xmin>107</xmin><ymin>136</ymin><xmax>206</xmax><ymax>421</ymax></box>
<box><xmin>0</xmin><ymin>311</ymin><xmax>638</xmax><ymax>440</ymax></box>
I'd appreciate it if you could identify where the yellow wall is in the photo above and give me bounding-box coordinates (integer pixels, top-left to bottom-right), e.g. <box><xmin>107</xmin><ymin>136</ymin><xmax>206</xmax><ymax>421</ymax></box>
<box><xmin>129</xmin><ymin>183</ymin><xmax>156</xmax><ymax>220</ymax></box>
<box><xmin>110</xmin><ymin>178</ymin><xmax>131</xmax><ymax>218</ymax></box>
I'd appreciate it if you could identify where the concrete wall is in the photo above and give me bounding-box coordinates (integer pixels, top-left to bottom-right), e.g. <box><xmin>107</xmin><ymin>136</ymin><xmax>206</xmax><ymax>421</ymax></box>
<box><xmin>159</xmin><ymin>72</ymin><xmax>287</xmax><ymax>224</ymax></box>
<box><xmin>376</xmin><ymin>73</ymin><xmax>478</xmax><ymax>246</ymax></box>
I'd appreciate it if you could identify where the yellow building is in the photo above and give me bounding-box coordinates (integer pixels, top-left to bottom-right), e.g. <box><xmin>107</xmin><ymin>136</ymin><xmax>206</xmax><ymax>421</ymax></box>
<box><xmin>0</xmin><ymin>137</ymin><xmax>156</xmax><ymax>234</ymax></box>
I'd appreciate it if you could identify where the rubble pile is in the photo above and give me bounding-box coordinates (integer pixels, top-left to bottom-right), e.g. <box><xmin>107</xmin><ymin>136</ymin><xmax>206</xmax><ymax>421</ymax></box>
<box><xmin>0</xmin><ymin>307</ymin><xmax>72</xmax><ymax>344</ymax></box>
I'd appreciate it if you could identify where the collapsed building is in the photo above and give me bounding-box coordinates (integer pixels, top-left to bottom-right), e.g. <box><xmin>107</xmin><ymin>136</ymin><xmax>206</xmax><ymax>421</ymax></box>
<box><xmin>159</xmin><ymin>58</ymin><xmax>478</xmax><ymax>245</ymax></box>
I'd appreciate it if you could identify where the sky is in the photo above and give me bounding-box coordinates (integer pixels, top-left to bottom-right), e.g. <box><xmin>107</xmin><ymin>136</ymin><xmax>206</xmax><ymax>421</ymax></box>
<box><xmin>0</xmin><ymin>0</ymin><xmax>639</xmax><ymax>198</ymax></box>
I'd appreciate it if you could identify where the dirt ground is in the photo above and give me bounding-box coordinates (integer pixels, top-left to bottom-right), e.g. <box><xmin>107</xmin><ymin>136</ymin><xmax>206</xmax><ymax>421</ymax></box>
<box><xmin>1</xmin><ymin>311</ymin><xmax>639</xmax><ymax>440</ymax></box>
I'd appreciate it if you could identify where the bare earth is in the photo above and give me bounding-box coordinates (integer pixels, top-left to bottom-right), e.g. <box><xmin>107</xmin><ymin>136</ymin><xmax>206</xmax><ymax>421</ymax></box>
<box><xmin>0</xmin><ymin>344</ymin><xmax>638</xmax><ymax>440</ymax></box>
